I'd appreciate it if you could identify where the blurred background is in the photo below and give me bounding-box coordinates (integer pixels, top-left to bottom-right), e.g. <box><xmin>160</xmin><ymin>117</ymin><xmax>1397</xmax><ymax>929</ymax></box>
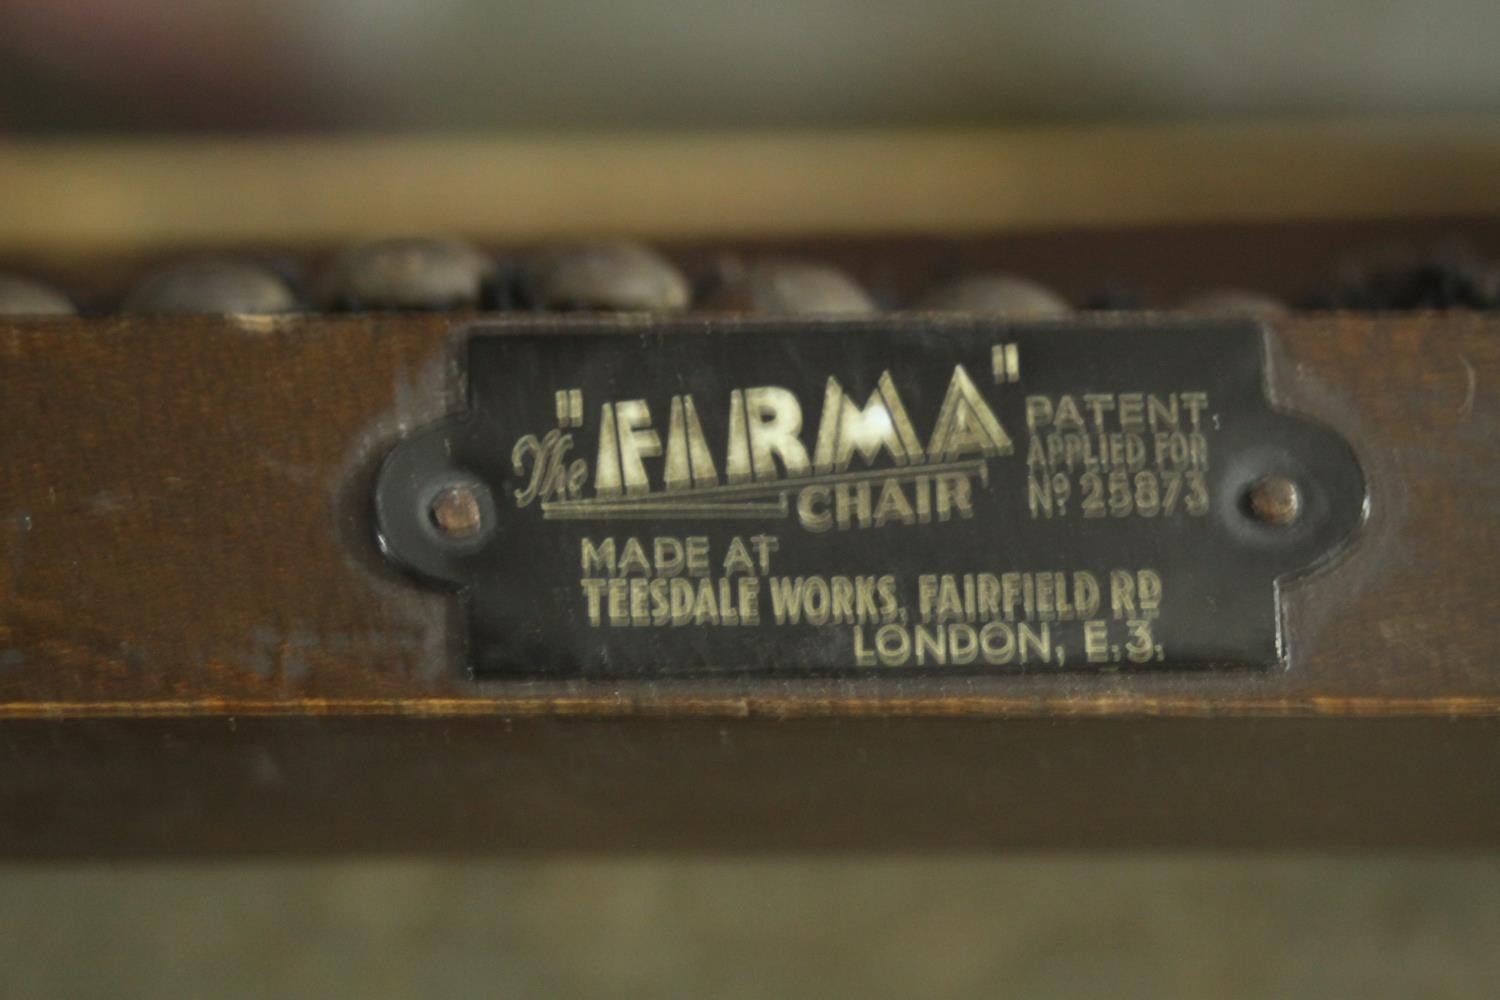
<box><xmin>2</xmin><ymin>2</ymin><xmax>1499</xmax><ymax>997</ymax></box>
<box><xmin>1</xmin><ymin>0</ymin><xmax>1499</xmax><ymax>132</ymax></box>
<box><xmin>4</xmin><ymin>858</ymin><xmax>1500</xmax><ymax>997</ymax></box>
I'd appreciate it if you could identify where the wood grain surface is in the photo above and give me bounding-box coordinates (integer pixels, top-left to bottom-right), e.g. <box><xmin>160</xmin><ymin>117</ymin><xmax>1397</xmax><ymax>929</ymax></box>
<box><xmin>0</xmin><ymin>312</ymin><xmax>1496</xmax><ymax>852</ymax></box>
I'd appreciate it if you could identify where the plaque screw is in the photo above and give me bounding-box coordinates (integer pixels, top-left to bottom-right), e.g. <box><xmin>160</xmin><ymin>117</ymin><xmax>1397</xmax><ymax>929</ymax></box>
<box><xmin>1247</xmin><ymin>476</ymin><xmax>1301</xmax><ymax>526</ymax></box>
<box><xmin>429</xmin><ymin>483</ymin><xmax>485</xmax><ymax>540</ymax></box>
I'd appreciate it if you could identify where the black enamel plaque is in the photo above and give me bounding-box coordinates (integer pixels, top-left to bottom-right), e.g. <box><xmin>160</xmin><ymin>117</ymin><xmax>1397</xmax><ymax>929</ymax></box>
<box><xmin>375</xmin><ymin>317</ymin><xmax>1365</xmax><ymax>677</ymax></box>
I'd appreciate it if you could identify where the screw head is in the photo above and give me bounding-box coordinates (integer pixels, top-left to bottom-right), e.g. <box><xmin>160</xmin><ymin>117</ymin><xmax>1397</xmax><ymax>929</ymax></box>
<box><xmin>919</xmin><ymin>273</ymin><xmax>1071</xmax><ymax>317</ymax></box>
<box><xmin>429</xmin><ymin>483</ymin><xmax>485</xmax><ymax>540</ymax></box>
<box><xmin>122</xmin><ymin>257</ymin><xmax>299</xmax><ymax>315</ymax></box>
<box><xmin>0</xmin><ymin>273</ymin><xmax>75</xmax><ymax>316</ymax></box>
<box><xmin>1247</xmin><ymin>476</ymin><xmax>1301</xmax><ymax>526</ymax></box>
<box><xmin>321</xmin><ymin>237</ymin><xmax>494</xmax><ymax>311</ymax></box>
<box><xmin>528</xmin><ymin>240</ymin><xmax>690</xmax><ymax>312</ymax></box>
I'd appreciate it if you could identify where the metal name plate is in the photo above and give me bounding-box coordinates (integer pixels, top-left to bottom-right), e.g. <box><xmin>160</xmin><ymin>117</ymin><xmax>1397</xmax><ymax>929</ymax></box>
<box><xmin>375</xmin><ymin>318</ymin><xmax>1365</xmax><ymax>677</ymax></box>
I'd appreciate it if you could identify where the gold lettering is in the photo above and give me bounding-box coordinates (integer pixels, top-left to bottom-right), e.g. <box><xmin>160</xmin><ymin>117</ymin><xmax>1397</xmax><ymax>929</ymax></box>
<box><xmin>745</xmin><ymin>386</ymin><xmax>810</xmax><ymax>480</ymax></box>
<box><xmin>928</xmin><ymin>365</ymin><xmax>1013</xmax><ymax>460</ymax></box>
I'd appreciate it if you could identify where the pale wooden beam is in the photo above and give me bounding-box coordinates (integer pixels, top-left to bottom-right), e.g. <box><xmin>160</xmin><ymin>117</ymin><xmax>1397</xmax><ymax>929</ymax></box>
<box><xmin>1</xmin><ymin>121</ymin><xmax>1499</xmax><ymax>249</ymax></box>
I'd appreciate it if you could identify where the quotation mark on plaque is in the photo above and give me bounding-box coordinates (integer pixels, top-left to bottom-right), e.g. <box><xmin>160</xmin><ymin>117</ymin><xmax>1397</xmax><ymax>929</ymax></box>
<box><xmin>992</xmin><ymin>343</ymin><xmax>1021</xmax><ymax>384</ymax></box>
<box><xmin>555</xmin><ymin>388</ymin><xmax>584</xmax><ymax>427</ymax></box>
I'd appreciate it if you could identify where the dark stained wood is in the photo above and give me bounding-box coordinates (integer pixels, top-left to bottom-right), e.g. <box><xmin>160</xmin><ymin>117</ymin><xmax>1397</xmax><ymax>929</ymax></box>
<box><xmin>0</xmin><ymin>312</ymin><xmax>1497</xmax><ymax>852</ymax></box>
<box><xmin>4</xmin><ymin>716</ymin><xmax>1500</xmax><ymax>856</ymax></box>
